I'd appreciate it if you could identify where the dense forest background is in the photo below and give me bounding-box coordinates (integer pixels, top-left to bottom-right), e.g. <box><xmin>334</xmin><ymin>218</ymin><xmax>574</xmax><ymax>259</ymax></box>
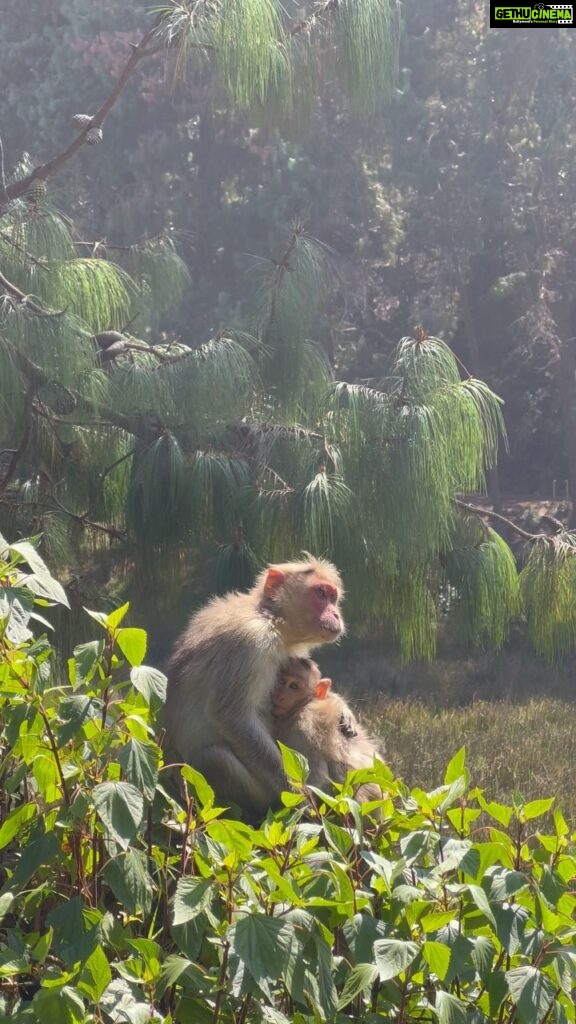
<box><xmin>2</xmin><ymin>0</ymin><xmax>576</xmax><ymax>666</ymax></box>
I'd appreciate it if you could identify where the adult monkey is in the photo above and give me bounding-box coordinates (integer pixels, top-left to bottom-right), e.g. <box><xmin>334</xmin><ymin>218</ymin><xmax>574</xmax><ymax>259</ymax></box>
<box><xmin>165</xmin><ymin>557</ymin><xmax>344</xmax><ymax>816</ymax></box>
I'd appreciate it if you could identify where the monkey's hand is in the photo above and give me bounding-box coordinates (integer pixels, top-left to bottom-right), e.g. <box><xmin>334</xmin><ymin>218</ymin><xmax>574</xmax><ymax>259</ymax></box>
<box><xmin>338</xmin><ymin>712</ymin><xmax>358</xmax><ymax>739</ymax></box>
<box><xmin>216</xmin><ymin>711</ymin><xmax>288</xmax><ymax>801</ymax></box>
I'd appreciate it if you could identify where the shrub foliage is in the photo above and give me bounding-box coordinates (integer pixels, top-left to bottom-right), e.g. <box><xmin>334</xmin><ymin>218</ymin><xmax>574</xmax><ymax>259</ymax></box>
<box><xmin>1</xmin><ymin>538</ymin><xmax>576</xmax><ymax>1023</ymax></box>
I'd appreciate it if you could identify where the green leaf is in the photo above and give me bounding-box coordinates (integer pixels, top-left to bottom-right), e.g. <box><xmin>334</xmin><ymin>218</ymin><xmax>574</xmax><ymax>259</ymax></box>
<box><xmin>230</xmin><ymin>917</ymin><xmax>299</xmax><ymax>992</ymax></box>
<box><xmin>444</xmin><ymin>746</ymin><xmax>467</xmax><ymax>785</ymax></box>
<box><xmin>0</xmin><ymin>803</ymin><xmax>36</xmax><ymax>850</ymax></box>
<box><xmin>506</xmin><ymin>966</ymin><xmax>556</xmax><ymax>1024</ymax></box>
<box><xmin>522</xmin><ymin>798</ymin><xmax>555</xmax><ymax>821</ymax></box>
<box><xmin>118</xmin><ymin>738</ymin><xmax>159</xmax><ymax>800</ymax></box>
<box><xmin>32</xmin><ymin>985</ymin><xmax>86</xmax><ymax>1024</ymax></box>
<box><xmin>93</xmin><ymin>781</ymin><xmax>144</xmax><ymax>850</ymax></box>
<box><xmin>373</xmin><ymin>938</ymin><xmax>419</xmax><ymax>981</ymax></box>
<box><xmin>103</xmin><ymin>850</ymin><xmax>155</xmax><ymax>917</ymax></box>
<box><xmin>476</xmin><ymin>792</ymin><xmax>513</xmax><ymax>826</ymax></box>
<box><xmin>466</xmin><ymin>884</ymin><xmax>497</xmax><ymax>929</ymax></box>
<box><xmin>0</xmin><ymin>595</ymin><xmax>32</xmax><ymax>644</ymax></box>
<box><xmin>106</xmin><ymin>602</ymin><xmax>130</xmax><ymax>630</ymax></box>
<box><xmin>180</xmin><ymin>763</ymin><xmax>215</xmax><ymax>807</ymax></box>
<box><xmin>130</xmin><ymin>665</ymin><xmax>167</xmax><ymax>704</ymax></box>
<box><xmin>435</xmin><ymin>991</ymin><xmax>468</xmax><ymax>1024</ymax></box>
<box><xmin>100</xmin><ymin>978</ymin><xmax>152</xmax><ymax>1024</ymax></box>
<box><xmin>337</xmin><ymin>963</ymin><xmax>379</xmax><ymax>1008</ymax></box>
<box><xmin>470</xmin><ymin>936</ymin><xmax>497</xmax><ymax>984</ymax></box>
<box><xmin>422</xmin><ymin>941</ymin><xmax>451</xmax><ymax>981</ymax></box>
<box><xmin>279</xmin><ymin>741</ymin><xmax>309</xmax><ymax>782</ymax></box>
<box><xmin>117</xmin><ymin>627</ymin><xmax>147</xmax><ymax>666</ymax></box>
<box><xmin>69</xmin><ymin>640</ymin><xmax>105</xmax><ymax>685</ymax></box>
<box><xmin>77</xmin><ymin>945</ymin><xmax>112</xmax><ymax>1001</ymax></box>
<box><xmin>172</xmin><ymin>878</ymin><xmax>214</xmax><ymax>927</ymax></box>
<box><xmin>486</xmin><ymin>866</ymin><xmax>528</xmax><ymax>900</ymax></box>
<box><xmin>10</xmin><ymin>541</ymin><xmax>69</xmax><ymax>607</ymax></box>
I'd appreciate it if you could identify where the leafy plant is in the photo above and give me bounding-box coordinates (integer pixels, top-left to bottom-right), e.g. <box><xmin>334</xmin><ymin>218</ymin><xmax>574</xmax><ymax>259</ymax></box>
<box><xmin>1</xmin><ymin>537</ymin><xmax>575</xmax><ymax>1022</ymax></box>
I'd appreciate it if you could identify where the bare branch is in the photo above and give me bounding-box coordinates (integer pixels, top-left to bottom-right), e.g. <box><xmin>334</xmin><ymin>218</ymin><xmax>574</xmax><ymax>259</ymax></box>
<box><xmin>454</xmin><ymin>497</ymin><xmax>563</xmax><ymax>543</ymax></box>
<box><xmin>3</xmin><ymin>23</ymin><xmax>163</xmax><ymax>203</ymax></box>
<box><xmin>0</xmin><ymin>269</ymin><xmax>64</xmax><ymax>316</ymax></box>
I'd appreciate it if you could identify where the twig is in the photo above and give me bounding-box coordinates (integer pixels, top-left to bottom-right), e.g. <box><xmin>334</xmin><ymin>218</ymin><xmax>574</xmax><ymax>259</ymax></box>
<box><xmin>455</xmin><ymin>497</ymin><xmax>562</xmax><ymax>542</ymax></box>
<box><xmin>0</xmin><ymin>269</ymin><xmax>64</xmax><ymax>316</ymax></box>
<box><xmin>3</xmin><ymin>23</ymin><xmax>164</xmax><ymax>203</ymax></box>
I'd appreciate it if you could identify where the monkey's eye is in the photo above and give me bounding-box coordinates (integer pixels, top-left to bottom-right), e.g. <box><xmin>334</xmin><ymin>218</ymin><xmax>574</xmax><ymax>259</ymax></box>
<box><xmin>315</xmin><ymin>586</ymin><xmax>327</xmax><ymax>600</ymax></box>
<box><xmin>288</xmin><ymin>681</ymin><xmax>300</xmax><ymax>691</ymax></box>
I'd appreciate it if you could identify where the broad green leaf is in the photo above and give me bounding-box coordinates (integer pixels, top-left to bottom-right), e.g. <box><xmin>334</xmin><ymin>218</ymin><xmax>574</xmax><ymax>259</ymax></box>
<box><xmin>0</xmin><ymin>803</ymin><xmax>36</xmax><ymax>850</ymax></box>
<box><xmin>470</xmin><ymin>936</ymin><xmax>496</xmax><ymax>984</ymax></box>
<box><xmin>130</xmin><ymin>664</ymin><xmax>167</xmax><ymax>704</ymax></box>
<box><xmin>342</xmin><ymin>913</ymin><xmax>388</xmax><ymax>963</ymax></box>
<box><xmin>1</xmin><ymin>595</ymin><xmax>32</xmax><ymax>644</ymax></box>
<box><xmin>444</xmin><ymin>746</ymin><xmax>467</xmax><ymax>785</ymax></box>
<box><xmin>435</xmin><ymin>990</ymin><xmax>468</xmax><ymax>1024</ymax></box>
<box><xmin>46</xmin><ymin>897</ymin><xmax>101</xmax><ymax>966</ymax></box>
<box><xmin>0</xmin><ymin>951</ymin><xmax>30</xmax><ymax>976</ymax></box>
<box><xmin>279</xmin><ymin>741</ymin><xmax>309</xmax><ymax>782</ymax></box>
<box><xmin>173</xmin><ymin>878</ymin><xmax>214</xmax><ymax>926</ymax></box>
<box><xmin>373</xmin><ymin>938</ymin><xmax>419</xmax><ymax>980</ymax></box>
<box><xmin>486</xmin><ymin>866</ymin><xmax>528</xmax><ymax>900</ymax></box>
<box><xmin>100</xmin><ymin>978</ymin><xmax>152</xmax><ymax>1024</ymax></box>
<box><xmin>180</xmin><ymin>763</ymin><xmax>215</xmax><ymax>807</ymax></box>
<box><xmin>103</xmin><ymin>850</ymin><xmax>155</xmax><ymax>917</ymax></box>
<box><xmin>506</xmin><ymin>966</ymin><xmax>556</xmax><ymax>1024</ymax></box>
<box><xmin>476</xmin><ymin>792</ymin><xmax>513</xmax><ymax>826</ymax></box>
<box><xmin>157</xmin><ymin>955</ymin><xmax>208</xmax><ymax>999</ymax></box>
<box><xmin>78</xmin><ymin>945</ymin><xmax>112</xmax><ymax>1001</ymax></box>
<box><xmin>93</xmin><ymin>781</ymin><xmax>144</xmax><ymax>850</ymax></box>
<box><xmin>118</xmin><ymin>738</ymin><xmax>159</xmax><ymax>800</ymax></box>
<box><xmin>32</xmin><ymin>985</ymin><xmax>85</xmax><ymax>1024</ymax></box>
<box><xmin>69</xmin><ymin>640</ymin><xmax>105</xmax><ymax>685</ymax></box>
<box><xmin>337</xmin><ymin>963</ymin><xmax>379</xmax><ymax>1007</ymax></box>
<box><xmin>11</xmin><ymin>830</ymin><xmax>59</xmax><ymax>889</ymax></box>
<box><xmin>106</xmin><ymin>602</ymin><xmax>130</xmax><ymax>630</ymax></box>
<box><xmin>206</xmin><ymin>819</ymin><xmax>254</xmax><ymax>856</ymax></box>
<box><xmin>466</xmin><ymin>883</ymin><xmax>497</xmax><ymax>929</ymax></box>
<box><xmin>231</xmin><ymin>917</ymin><xmax>299</xmax><ymax>992</ymax></box>
<box><xmin>522</xmin><ymin>798</ymin><xmax>555</xmax><ymax>821</ymax></box>
<box><xmin>117</xmin><ymin>627</ymin><xmax>147</xmax><ymax>666</ymax></box>
<box><xmin>18</xmin><ymin>570</ymin><xmax>69</xmax><ymax>608</ymax></box>
<box><xmin>422</xmin><ymin>941</ymin><xmax>451</xmax><ymax>981</ymax></box>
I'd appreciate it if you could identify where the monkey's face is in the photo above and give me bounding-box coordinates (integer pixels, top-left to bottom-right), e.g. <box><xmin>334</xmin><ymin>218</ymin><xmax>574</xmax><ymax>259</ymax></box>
<box><xmin>262</xmin><ymin>563</ymin><xmax>345</xmax><ymax>646</ymax></box>
<box><xmin>304</xmin><ymin>576</ymin><xmax>344</xmax><ymax>642</ymax></box>
<box><xmin>272</xmin><ymin>660</ymin><xmax>321</xmax><ymax>717</ymax></box>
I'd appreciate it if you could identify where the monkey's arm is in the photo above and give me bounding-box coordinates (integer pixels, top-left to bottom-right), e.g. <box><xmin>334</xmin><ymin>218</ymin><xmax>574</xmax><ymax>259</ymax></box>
<box><xmin>213</xmin><ymin>708</ymin><xmax>287</xmax><ymax>795</ymax></box>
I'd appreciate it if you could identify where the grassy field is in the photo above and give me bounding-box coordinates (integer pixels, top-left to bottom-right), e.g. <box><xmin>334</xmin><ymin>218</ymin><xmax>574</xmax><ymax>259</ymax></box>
<box><xmin>324</xmin><ymin>646</ymin><xmax>576</xmax><ymax>824</ymax></box>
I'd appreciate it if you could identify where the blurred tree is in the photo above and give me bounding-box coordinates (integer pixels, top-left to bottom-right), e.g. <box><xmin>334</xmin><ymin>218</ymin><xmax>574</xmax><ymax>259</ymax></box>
<box><xmin>3</xmin><ymin>0</ymin><xmax>576</xmax><ymax>661</ymax></box>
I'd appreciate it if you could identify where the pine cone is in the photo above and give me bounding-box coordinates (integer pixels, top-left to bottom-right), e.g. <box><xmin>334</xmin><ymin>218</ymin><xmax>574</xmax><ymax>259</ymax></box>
<box><xmin>73</xmin><ymin>114</ymin><xmax>94</xmax><ymax>128</ymax></box>
<box><xmin>25</xmin><ymin>179</ymin><xmax>48</xmax><ymax>204</ymax></box>
<box><xmin>85</xmin><ymin>125</ymin><xmax>103</xmax><ymax>146</ymax></box>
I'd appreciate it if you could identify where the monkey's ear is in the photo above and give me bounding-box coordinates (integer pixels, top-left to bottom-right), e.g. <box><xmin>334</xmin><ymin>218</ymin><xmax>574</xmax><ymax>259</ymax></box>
<box><xmin>315</xmin><ymin>678</ymin><xmax>332</xmax><ymax>699</ymax></box>
<box><xmin>263</xmin><ymin>568</ymin><xmax>286</xmax><ymax>596</ymax></box>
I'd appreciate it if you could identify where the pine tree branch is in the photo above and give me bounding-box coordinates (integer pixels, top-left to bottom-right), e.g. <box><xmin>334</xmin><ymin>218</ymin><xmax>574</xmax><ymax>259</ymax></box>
<box><xmin>3</xmin><ymin>23</ymin><xmax>163</xmax><ymax>203</ymax></box>
<box><xmin>455</xmin><ymin>497</ymin><xmax>565</xmax><ymax>543</ymax></box>
<box><xmin>0</xmin><ymin>269</ymin><xmax>65</xmax><ymax>317</ymax></box>
<box><xmin>0</xmin><ymin>334</ymin><xmax>135</xmax><ymax>435</ymax></box>
<box><xmin>0</xmin><ymin>384</ymin><xmax>37</xmax><ymax>492</ymax></box>
<box><xmin>290</xmin><ymin>0</ymin><xmax>340</xmax><ymax>36</ymax></box>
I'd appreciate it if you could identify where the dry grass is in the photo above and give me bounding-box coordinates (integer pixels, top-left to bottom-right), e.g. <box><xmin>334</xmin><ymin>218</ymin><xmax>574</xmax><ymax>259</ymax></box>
<box><xmin>366</xmin><ymin>697</ymin><xmax>576</xmax><ymax>823</ymax></box>
<box><xmin>322</xmin><ymin>645</ymin><xmax>576</xmax><ymax>823</ymax></box>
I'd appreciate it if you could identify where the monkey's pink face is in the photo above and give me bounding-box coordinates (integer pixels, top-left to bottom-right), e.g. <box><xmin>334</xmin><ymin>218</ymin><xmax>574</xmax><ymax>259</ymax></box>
<box><xmin>306</xmin><ymin>581</ymin><xmax>343</xmax><ymax>640</ymax></box>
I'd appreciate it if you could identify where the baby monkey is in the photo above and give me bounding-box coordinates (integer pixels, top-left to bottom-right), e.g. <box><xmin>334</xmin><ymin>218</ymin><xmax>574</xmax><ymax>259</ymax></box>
<box><xmin>272</xmin><ymin>657</ymin><xmax>384</xmax><ymax>805</ymax></box>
